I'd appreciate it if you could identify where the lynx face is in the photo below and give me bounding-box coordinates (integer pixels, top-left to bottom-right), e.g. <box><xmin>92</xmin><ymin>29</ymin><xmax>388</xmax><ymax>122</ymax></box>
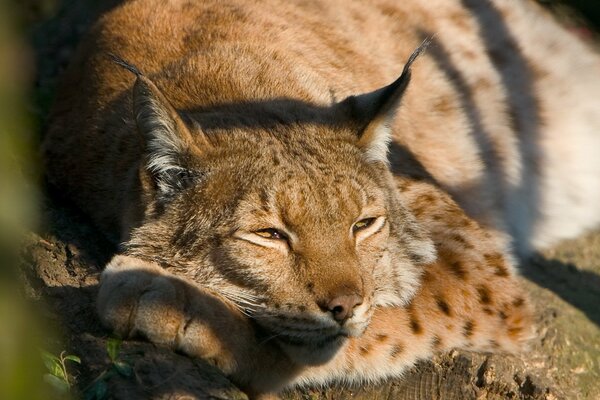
<box><xmin>122</xmin><ymin>49</ymin><xmax>435</xmax><ymax>363</ymax></box>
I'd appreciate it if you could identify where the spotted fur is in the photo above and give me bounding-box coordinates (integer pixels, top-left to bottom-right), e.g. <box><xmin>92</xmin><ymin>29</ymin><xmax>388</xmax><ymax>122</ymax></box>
<box><xmin>44</xmin><ymin>0</ymin><xmax>600</xmax><ymax>398</ymax></box>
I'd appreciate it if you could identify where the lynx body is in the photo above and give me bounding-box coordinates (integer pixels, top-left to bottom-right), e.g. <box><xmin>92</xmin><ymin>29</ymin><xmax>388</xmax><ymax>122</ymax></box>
<box><xmin>43</xmin><ymin>0</ymin><xmax>600</xmax><ymax>397</ymax></box>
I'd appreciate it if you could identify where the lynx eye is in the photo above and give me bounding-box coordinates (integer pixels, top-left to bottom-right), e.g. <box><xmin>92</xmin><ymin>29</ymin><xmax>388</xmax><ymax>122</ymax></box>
<box><xmin>353</xmin><ymin>217</ymin><xmax>377</xmax><ymax>233</ymax></box>
<box><xmin>255</xmin><ymin>228</ymin><xmax>288</xmax><ymax>241</ymax></box>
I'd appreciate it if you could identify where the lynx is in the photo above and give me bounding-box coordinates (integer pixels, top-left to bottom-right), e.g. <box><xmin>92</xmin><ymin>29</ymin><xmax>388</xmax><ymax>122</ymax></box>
<box><xmin>43</xmin><ymin>0</ymin><xmax>600</xmax><ymax>398</ymax></box>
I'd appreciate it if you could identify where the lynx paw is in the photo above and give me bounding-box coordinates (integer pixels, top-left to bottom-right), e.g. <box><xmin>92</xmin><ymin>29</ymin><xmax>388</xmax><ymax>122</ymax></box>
<box><xmin>97</xmin><ymin>255</ymin><xmax>250</xmax><ymax>373</ymax></box>
<box><xmin>97</xmin><ymin>255</ymin><xmax>185</xmax><ymax>344</ymax></box>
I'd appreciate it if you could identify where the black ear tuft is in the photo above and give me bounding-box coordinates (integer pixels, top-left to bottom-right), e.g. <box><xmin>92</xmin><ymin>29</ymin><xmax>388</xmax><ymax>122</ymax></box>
<box><xmin>108</xmin><ymin>53</ymin><xmax>144</xmax><ymax>77</ymax></box>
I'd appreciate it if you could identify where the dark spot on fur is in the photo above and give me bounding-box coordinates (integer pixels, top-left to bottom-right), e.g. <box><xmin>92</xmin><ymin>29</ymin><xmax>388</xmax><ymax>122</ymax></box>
<box><xmin>360</xmin><ymin>344</ymin><xmax>372</xmax><ymax>356</ymax></box>
<box><xmin>408</xmin><ymin>251</ymin><xmax>427</xmax><ymax>265</ymax></box>
<box><xmin>403</xmin><ymin>225</ymin><xmax>417</xmax><ymax>237</ymax></box>
<box><xmin>463</xmin><ymin>320</ymin><xmax>475</xmax><ymax>337</ymax></box>
<box><xmin>513</xmin><ymin>297</ymin><xmax>525</xmax><ymax>308</ymax></box>
<box><xmin>450</xmin><ymin>233</ymin><xmax>474</xmax><ymax>249</ymax></box>
<box><xmin>449</xmin><ymin>11</ymin><xmax>471</xmax><ymax>31</ymax></box>
<box><xmin>298</xmin><ymin>305</ymin><xmax>306</xmax><ymax>312</ymax></box>
<box><xmin>376</xmin><ymin>334</ymin><xmax>388</xmax><ymax>342</ymax></box>
<box><xmin>433</xmin><ymin>95</ymin><xmax>455</xmax><ymax>115</ymax></box>
<box><xmin>390</xmin><ymin>343</ymin><xmax>404</xmax><ymax>357</ymax></box>
<box><xmin>458</xmin><ymin>218</ymin><xmax>471</xmax><ymax>228</ymax></box>
<box><xmin>477</xmin><ymin>286</ymin><xmax>492</xmax><ymax>305</ymax></box>
<box><xmin>412</xmin><ymin>205</ymin><xmax>427</xmax><ymax>217</ymax></box>
<box><xmin>485</xmin><ymin>253</ymin><xmax>510</xmax><ymax>277</ymax></box>
<box><xmin>449</xmin><ymin>261</ymin><xmax>467</xmax><ymax>279</ymax></box>
<box><xmin>508</xmin><ymin>326</ymin><xmax>522</xmax><ymax>336</ymax></box>
<box><xmin>431</xmin><ymin>335</ymin><xmax>442</xmax><ymax>349</ymax></box>
<box><xmin>415</xmin><ymin>193</ymin><xmax>434</xmax><ymax>203</ymax></box>
<box><xmin>474</xmin><ymin>77</ymin><xmax>492</xmax><ymax>90</ymax></box>
<box><xmin>531</xmin><ymin>63</ymin><xmax>551</xmax><ymax>82</ymax></box>
<box><xmin>410</xmin><ymin>313</ymin><xmax>423</xmax><ymax>335</ymax></box>
<box><xmin>483</xmin><ymin>307</ymin><xmax>493</xmax><ymax>315</ymax></box>
<box><xmin>274</xmin><ymin>303</ymin><xmax>280</xmax><ymax>309</ymax></box>
<box><xmin>495</xmin><ymin>265</ymin><xmax>509</xmax><ymax>277</ymax></box>
<box><xmin>499</xmin><ymin>310</ymin><xmax>508</xmax><ymax>320</ymax></box>
<box><xmin>436</xmin><ymin>296</ymin><xmax>452</xmax><ymax>316</ymax></box>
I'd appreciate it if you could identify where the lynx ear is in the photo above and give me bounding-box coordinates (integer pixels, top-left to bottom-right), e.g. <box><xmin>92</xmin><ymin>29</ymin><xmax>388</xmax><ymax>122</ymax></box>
<box><xmin>110</xmin><ymin>55</ymin><xmax>209</xmax><ymax>196</ymax></box>
<box><xmin>132</xmin><ymin>75</ymin><xmax>207</xmax><ymax>195</ymax></box>
<box><xmin>340</xmin><ymin>40</ymin><xmax>430</xmax><ymax>164</ymax></box>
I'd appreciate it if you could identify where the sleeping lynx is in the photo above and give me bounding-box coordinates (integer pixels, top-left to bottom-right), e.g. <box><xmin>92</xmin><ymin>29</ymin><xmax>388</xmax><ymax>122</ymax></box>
<box><xmin>43</xmin><ymin>0</ymin><xmax>600</xmax><ymax>398</ymax></box>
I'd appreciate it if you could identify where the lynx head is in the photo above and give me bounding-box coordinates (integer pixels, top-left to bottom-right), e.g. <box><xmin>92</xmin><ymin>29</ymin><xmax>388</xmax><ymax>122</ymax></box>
<box><xmin>121</xmin><ymin>45</ymin><xmax>436</xmax><ymax>364</ymax></box>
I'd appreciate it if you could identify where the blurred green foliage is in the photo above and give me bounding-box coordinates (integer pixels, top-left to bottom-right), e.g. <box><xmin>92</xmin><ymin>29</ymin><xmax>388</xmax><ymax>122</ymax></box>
<box><xmin>0</xmin><ymin>1</ymin><xmax>53</xmax><ymax>400</ymax></box>
<box><xmin>41</xmin><ymin>350</ymin><xmax>81</xmax><ymax>394</ymax></box>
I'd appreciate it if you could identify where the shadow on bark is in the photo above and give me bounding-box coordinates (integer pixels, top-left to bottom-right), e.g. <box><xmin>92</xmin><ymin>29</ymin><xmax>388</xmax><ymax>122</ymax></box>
<box><xmin>522</xmin><ymin>254</ymin><xmax>600</xmax><ymax>328</ymax></box>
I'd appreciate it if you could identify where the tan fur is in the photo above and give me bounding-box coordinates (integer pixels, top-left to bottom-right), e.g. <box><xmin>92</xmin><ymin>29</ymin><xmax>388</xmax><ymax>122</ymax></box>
<box><xmin>43</xmin><ymin>0</ymin><xmax>599</xmax><ymax>397</ymax></box>
<box><xmin>97</xmin><ymin>178</ymin><xmax>533</xmax><ymax>396</ymax></box>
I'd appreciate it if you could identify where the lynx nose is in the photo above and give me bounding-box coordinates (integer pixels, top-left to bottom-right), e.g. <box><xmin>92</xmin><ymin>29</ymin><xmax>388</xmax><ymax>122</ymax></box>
<box><xmin>325</xmin><ymin>294</ymin><xmax>363</xmax><ymax>323</ymax></box>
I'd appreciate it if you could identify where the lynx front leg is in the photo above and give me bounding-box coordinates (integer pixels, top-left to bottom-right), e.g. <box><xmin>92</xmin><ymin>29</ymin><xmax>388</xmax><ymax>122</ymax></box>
<box><xmin>97</xmin><ymin>255</ymin><xmax>298</xmax><ymax>398</ymax></box>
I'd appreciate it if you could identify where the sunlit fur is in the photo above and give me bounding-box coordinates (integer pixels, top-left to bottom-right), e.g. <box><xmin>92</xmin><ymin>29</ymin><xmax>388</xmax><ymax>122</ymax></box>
<box><xmin>122</xmin><ymin>123</ymin><xmax>436</xmax><ymax>360</ymax></box>
<box><xmin>45</xmin><ymin>0</ymin><xmax>600</xmax><ymax>398</ymax></box>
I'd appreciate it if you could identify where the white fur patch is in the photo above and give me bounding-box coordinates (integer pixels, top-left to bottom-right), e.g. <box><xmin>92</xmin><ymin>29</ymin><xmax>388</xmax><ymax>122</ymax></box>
<box><xmin>362</xmin><ymin>122</ymin><xmax>392</xmax><ymax>165</ymax></box>
<box><xmin>135</xmin><ymin>93</ymin><xmax>190</xmax><ymax>194</ymax></box>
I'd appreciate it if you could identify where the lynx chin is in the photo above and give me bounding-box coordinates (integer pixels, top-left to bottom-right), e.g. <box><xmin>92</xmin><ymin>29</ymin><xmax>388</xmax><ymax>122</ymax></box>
<box><xmin>43</xmin><ymin>0</ymin><xmax>600</xmax><ymax>398</ymax></box>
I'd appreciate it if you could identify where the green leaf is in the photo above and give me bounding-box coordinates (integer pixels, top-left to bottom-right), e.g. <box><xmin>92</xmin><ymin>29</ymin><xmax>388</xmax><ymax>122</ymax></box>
<box><xmin>44</xmin><ymin>373</ymin><xmax>70</xmax><ymax>393</ymax></box>
<box><xmin>56</xmin><ymin>364</ymin><xmax>66</xmax><ymax>379</ymax></box>
<box><xmin>114</xmin><ymin>361</ymin><xmax>133</xmax><ymax>377</ymax></box>
<box><xmin>106</xmin><ymin>338</ymin><xmax>121</xmax><ymax>362</ymax></box>
<box><xmin>64</xmin><ymin>354</ymin><xmax>81</xmax><ymax>364</ymax></box>
<box><xmin>46</xmin><ymin>360</ymin><xmax>66</xmax><ymax>380</ymax></box>
<box><xmin>41</xmin><ymin>350</ymin><xmax>61</xmax><ymax>374</ymax></box>
<box><xmin>103</xmin><ymin>368</ymin><xmax>116</xmax><ymax>380</ymax></box>
<box><xmin>42</xmin><ymin>357</ymin><xmax>60</xmax><ymax>375</ymax></box>
<box><xmin>94</xmin><ymin>380</ymin><xmax>108</xmax><ymax>400</ymax></box>
<box><xmin>41</xmin><ymin>350</ymin><xmax>60</xmax><ymax>363</ymax></box>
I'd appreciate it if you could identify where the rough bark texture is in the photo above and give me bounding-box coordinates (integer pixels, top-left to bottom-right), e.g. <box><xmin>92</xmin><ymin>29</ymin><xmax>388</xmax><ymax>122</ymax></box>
<box><xmin>22</xmin><ymin>1</ymin><xmax>600</xmax><ymax>399</ymax></box>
